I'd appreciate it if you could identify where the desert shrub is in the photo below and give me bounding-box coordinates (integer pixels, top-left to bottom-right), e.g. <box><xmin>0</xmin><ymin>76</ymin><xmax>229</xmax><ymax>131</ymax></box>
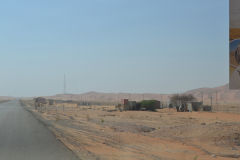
<box><xmin>170</xmin><ymin>94</ymin><xmax>196</xmax><ymax>107</ymax></box>
<box><xmin>101</xmin><ymin>119</ymin><xmax>104</xmax><ymax>123</ymax></box>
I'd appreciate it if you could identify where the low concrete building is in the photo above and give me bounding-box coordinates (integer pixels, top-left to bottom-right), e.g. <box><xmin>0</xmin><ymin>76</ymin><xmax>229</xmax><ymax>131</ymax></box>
<box><xmin>116</xmin><ymin>99</ymin><xmax>161</xmax><ymax>111</ymax></box>
<box><xmin>122</xmin><ymin>99</ymin><xmax>129</xmax><ymax>106</ymax></box>
<box><xmin>186</xmin><ymin>102</ymin><xmax>203</xmax><ymax>112</ymax></box>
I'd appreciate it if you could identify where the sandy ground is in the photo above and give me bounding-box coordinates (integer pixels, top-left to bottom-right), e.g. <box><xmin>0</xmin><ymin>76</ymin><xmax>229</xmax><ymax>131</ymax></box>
<box><xmin>22</xmin><ymin>101</ymin><xmax>240</xmax><ymax>160</ymax></box>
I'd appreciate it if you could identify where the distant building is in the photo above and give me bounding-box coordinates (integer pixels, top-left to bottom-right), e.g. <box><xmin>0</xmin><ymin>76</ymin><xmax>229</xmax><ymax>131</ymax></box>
<box><xmin>122</xmin><ymin>99</ymin><xmax>129</xmax><ymax>106</ymax></box>
<box><xmin>117</xmin><ymin>99</ymin><xmax>161</xmax><ymax>111</ymax></box>
<box><xmin>184</xmin><ymin>102</ymin><xmax>203</xmax><ymax>112</ymax></box>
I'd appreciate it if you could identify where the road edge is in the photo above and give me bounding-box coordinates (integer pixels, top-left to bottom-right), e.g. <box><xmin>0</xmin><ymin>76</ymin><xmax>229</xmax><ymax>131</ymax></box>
<box><xmin>20</xmin><ymin>102</ymin><xmax>82</xmax><ymax>160</ymax></box>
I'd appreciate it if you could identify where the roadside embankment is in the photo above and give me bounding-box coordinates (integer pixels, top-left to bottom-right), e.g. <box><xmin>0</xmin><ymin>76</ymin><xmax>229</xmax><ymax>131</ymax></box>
<box><xmin>20</xmin><ymin>99</ymin><xmax>240</xmax><ymax>160</ymax></box>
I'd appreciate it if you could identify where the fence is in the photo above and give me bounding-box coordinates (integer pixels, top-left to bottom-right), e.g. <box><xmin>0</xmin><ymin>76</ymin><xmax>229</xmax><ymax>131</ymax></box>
<box><xmin>36</xmin><ymin>104</ymin><xmax>82</xmax><ymax>113</ymax></box>
<box><xmin>211</xmin><ymin>104</ymin><xmax>240</xmax><ymax>113</ymax></box>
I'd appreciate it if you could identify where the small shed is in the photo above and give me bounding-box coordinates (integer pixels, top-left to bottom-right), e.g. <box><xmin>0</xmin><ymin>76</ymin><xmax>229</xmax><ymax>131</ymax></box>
<box><xmin>128</xmin><ymin>101</ymin><xmax>137</xmax><ymax>110</ymax></box>
<box><xmin>186</xmin><ymin>103</ymin><xmax>193</xmax><ymax>112</ymax></box>
<box><xmin>186</xmin><ymin>102</ymin><xmax>203</xmax><ymax>112</ymax></box>
<box><xmin>122</xmin><ymin>99</ymin><xmax>129</xmax><ymax>106</ymax></box>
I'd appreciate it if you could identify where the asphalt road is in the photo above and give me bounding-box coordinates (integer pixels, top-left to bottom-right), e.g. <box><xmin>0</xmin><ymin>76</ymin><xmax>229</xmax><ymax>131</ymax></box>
<box><xmin>0</xmin><ymin>100</ymin><xmax>79</xmax><ymax>160</ymax></box>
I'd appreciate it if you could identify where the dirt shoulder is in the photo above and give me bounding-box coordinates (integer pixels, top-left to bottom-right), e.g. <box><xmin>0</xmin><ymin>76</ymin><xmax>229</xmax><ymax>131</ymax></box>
<box><xmin>21</xmin><ymin>100</ymin><xmax>240</xmax><ymax>160</ymax></box>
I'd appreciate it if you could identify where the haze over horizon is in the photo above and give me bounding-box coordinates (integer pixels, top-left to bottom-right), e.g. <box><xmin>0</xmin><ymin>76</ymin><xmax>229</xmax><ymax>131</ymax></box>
<box><xmin>0</xmin><ymin>0</ymin><xmax>228</xmax><ymax>97</ymax></box>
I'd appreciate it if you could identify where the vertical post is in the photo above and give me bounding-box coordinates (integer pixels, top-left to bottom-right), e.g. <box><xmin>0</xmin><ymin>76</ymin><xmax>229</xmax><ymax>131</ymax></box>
<box><xmin>64</xmin><ymin>74</ymin><xmax>66</xmax><ymax>94</ymax></box>
<box><xmin>211</xmin><ymin>96</ymin><xmax>213</xmax><ymax>109</ymax></box>
<box><xmin>56</xmin><ymin>105</ymin><xmax>58</xmax><ymax>121</ymax></box>
<box><xmin>116</xmin><ymin>93</ymin><xmax>119</xmax><ymax>105</ymax></box>
<box><xmin>216</xmin><ymin>91</ymin><xmax>218</xmax><ymax>105</ymax></box>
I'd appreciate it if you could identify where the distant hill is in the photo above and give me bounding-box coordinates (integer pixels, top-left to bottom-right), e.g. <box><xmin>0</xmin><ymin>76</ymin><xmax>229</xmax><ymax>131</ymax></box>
<box><xmin>45</xmin><ymin>84</ymin><xmax>240</xmax><ymax>105</ymax></box>
<box><xmin>0</xmin><ymin>96</ymin><xmax>15</xmax><ymax>102</ymax></box>
<box><xmin>185</xmin><ymin>84</ymin><xmax>240</xmax><ymax>105</ymax></box>
<box><xmin>45</xmin><ymin>92</ymin><xmax>170</xmax><ymax>104</ymax></box>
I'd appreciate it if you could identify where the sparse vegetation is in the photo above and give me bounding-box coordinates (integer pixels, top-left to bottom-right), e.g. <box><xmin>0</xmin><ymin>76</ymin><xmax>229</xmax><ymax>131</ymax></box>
<box><xmin>101</xmin><ymin>119</ymin><xmax>104</xmax><ymax>123</ymax></box>
<box><xmin>21</xmin><ymin>99</ymin><xmax>240</xmax><ymax>160</ymax></box>
<box><xmin>193</xmin><ymin>155</ymin><xmax>198</xmax><ymax>160</ymax></box>
<box><xmin>170</xmin><ymin>94</ymin><xmax>196</xmax><ymax>107</ymax></box>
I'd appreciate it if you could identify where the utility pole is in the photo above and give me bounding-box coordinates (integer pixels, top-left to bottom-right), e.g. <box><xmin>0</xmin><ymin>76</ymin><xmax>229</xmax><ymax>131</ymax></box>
<box><xmin>211</xmin><ymin>96</ymin><xmax>213</xmax><ymax>107</ymax></box>
<box><xmin>116</xmin><ymin>94</ymin><xmax>118</xmax><ymax>104</ymax></box>
<box><xmin>64</xmin><ymin>74</ymin><xmax>66</xmax><ymax>94</ymax></box>
<box><xmin>216</xmin><ymin>91</ymin><xmax>218</xmax><ymax>105</ymax></box>
<box><xmin>201</xmin><ymin>92</ymin><xmax>203</xmax><ymax>104</ymax></box>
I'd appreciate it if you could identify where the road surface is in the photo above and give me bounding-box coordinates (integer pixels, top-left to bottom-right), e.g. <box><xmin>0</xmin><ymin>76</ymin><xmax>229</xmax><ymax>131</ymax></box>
<box><xmin>0</xmin><ymin>100</ymin><xmax>79</xmax><ymax>160</ymax></box>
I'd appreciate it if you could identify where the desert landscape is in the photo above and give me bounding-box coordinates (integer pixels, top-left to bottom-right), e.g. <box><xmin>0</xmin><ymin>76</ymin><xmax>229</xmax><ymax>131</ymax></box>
<box><xmin>0</xmin><ymin>1</ymin><xmax>232</xmax><ymax>159</ymax></box>
<box><xmin>20</xmin><ymin>84</ymin><xmax>240</xmax><ymax>160</ymax></box>
<box><xmin>44</xmin><ymin>84</ymin><xmax>240</xmax><ymax>107</ymax></box>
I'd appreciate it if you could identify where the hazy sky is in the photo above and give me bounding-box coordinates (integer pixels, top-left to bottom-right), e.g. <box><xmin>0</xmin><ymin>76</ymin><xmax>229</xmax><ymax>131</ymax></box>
<box><xmin>0</xmin><ymin>0</ymin><xmax>228</xmax><ymax>97</ymax></box>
